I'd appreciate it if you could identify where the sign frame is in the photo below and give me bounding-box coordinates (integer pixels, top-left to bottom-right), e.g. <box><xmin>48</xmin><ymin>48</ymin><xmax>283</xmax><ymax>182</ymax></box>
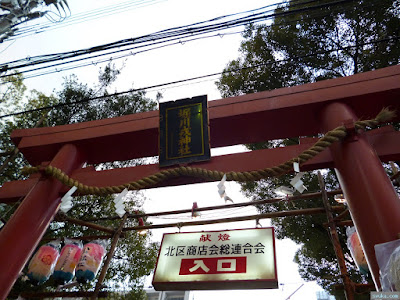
<box><xmin>152</xmin><ymin>227</ymin><xmax>278</xmax><ymax>290</ymax></box>
<box><xmin>159</xmin><ymin>95</ymin><xmax>210</xmax><ymax>167</ymax></box>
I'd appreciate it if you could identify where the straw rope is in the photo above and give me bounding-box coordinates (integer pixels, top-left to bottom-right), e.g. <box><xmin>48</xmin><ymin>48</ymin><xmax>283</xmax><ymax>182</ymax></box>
<box><xmin>21</xmin><ymin>108</ymin><xmax>396</xmax><ymax>196</ymax></box>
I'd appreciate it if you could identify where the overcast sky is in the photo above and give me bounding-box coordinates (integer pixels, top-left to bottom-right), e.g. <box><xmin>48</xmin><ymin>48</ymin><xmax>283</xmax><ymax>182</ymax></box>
<box><xmin>1</xmin><ymin>1</ymin><xmax>327</xmax><ymax>299</ymax></box>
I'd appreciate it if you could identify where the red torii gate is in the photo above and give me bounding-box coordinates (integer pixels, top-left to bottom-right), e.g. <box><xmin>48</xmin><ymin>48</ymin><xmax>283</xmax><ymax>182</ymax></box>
<box><xmin>1</xmin><ymin>65</ymin><xmax>400</xmax><ymax>298</ymax></box>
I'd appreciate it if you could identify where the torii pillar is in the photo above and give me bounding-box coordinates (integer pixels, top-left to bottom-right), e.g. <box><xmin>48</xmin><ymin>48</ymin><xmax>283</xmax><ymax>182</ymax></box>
<box><xmin>0</xmin><ymin>144</ymin><xmax>86</xmax><ymax>299</ymax></box>
<box><xmin>1</xmin><ymin>66</ymin><xmax>400</xmax><ymax>297</ymax></box>
<box><xmin>320</xmin><ymin>102</ymin><xmax>400</xmax><ymax>290</ymax></box>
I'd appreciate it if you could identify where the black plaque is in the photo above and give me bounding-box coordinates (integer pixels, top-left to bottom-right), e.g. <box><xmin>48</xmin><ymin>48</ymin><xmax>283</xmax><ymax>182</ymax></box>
<box><xmin>159</xmin><ymin>95</ymin><xmax>210</xmax><ymax>167</ymax></box>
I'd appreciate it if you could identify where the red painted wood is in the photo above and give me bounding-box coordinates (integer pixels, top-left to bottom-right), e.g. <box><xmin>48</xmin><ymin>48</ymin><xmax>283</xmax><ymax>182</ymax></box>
<box><xmin>320</xmin><ymin>103</ymin><xmax>400</xmax><ymax>290</ymax></box>
<box><xmin>1</xmin><ymin>127</ymin><xmax>399</xmax><ymax>203</ymax></box>
<box><xmin>0</xmin><ymin>144</ymin><xmax>86</xmax><ymax>299</ymax></box>
<box><xmin>10</xmin><ymin>65</ymin><xmax>400</xmax><ymax>165</ymax></box>
<box><xmin>2</xmin><ymin>66</ymin><xmax>400</xmax><ymax>295</ymax></box>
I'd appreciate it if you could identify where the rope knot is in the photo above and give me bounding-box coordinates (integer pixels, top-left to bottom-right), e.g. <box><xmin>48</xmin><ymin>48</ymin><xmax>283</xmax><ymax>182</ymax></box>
<box><xmin>17</xmin><ymin>109</ymin><xmax>396</xmax><ymax>196</ymax></box>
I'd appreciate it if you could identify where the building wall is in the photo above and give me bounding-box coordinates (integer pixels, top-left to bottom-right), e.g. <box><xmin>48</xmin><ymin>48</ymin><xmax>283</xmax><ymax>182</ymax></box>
<box><xmin>316</xmin><ymin>290</ymin><xmax>335</xmax><ymax>300</ymax></box>
<box><xmin>145</xmin><ymin>288</ymin><xmax>190</xmax><ymax>300</ymax></box>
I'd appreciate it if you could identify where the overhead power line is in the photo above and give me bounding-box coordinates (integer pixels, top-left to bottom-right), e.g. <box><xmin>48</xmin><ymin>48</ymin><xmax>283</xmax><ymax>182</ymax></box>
<box><xmin>0</xmin><ymin>34</ymin><xmax>397</xmax><ymax>120</ymax></box>
<box><xmin>6</xmin><ymin>0</ymin><xmax>166</xmax><ymax>41</ymax></box>
<box><xmin>1</xmin><ymin>0</ymin><xmax>311</xmax><ymax>42</ymax></box>
<box><xmin>8</xmin><ymin>0</ymin><xmax>383</xmax><ymax>83</ymax></box>
<box><xmin>1</xmin><ymin>0</ymin><xmax>283</xmax><ymax>71</ymax></box>
<box><xmin>3</xmin><ymin>0</ymin><xmax>379</xmax><ymax>82</ymax></box>
<box><xmin>4</xmin><ymin>30</ymin><xmax>243</xmax><ymax>81</ymax></box>
<box><xmin>2</xmin><ymin>0</ymin><xmax>384</xmax><ymax>83</ymax></box>
<box><xmin>0</xmin><ymin>0</ymin><xmax>358</xmax><ymax>77</ymax></box>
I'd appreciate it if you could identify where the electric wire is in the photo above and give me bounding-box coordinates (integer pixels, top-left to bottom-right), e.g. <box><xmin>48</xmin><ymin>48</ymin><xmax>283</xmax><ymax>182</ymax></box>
<box><xmin>0</xmin><ymin>34</ymin><xmax>397</xmax><ymax>120</ymax></box>
<box><xmin>13</xmin><ymin>0</ymin><xmax>383</xmax><ymax>83</ymax></box>
<box><xmin>0</xmin><ymin>0</ymin><xmax>358</xmax><ymax>75</ymax></box>
<box><xmin>3</xmin><ymin>0</ymin><xmax>298</xmax><ymax>41</ymax></box>
<box><xmin>1</xmin><ymin>0</ymin><xmax>285</xmax><ymax>67</ymax></box>
<box><xmin>2</xmin><ymin>0</ymin><xmax>165</xmax><ymax>41</ymax></box>
<box><xmin>1</xmin><ymin>30</ymin><xmax>244</xmax><ymax>81</ymax></box>
<box><xmin>0</xmin><ymin>0</ymin><xmax>384</xmax><ymax>84</ymax></box>
<box><xmin>2</xmin><ymin>0</ymin><xmax>367</xmax><ymax>81</ymax></box>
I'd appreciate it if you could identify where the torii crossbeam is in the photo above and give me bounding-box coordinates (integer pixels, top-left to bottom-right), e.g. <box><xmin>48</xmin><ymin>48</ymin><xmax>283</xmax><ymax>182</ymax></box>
<box><xmin>1</xmin><ymin>65</ymin><xmax>400</xmax><ymax>298</ymax></box>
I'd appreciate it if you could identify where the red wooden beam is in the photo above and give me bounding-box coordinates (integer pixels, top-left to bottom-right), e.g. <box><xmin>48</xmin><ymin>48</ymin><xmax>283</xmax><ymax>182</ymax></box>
<box><xmin>1</xmin><ymin>126</ymin><xmax>399</xmax><ymax>203</ymax></box>
<box><xmin>1</xmin><ymin>66</ymin><xmax>400</xmax><ymax>297</ymax></box>
<box><xmin>320</xmin><ymin>103</ymin><xmax>400</xmax><ymax>290</ymax></box>
<box><xmin>10</xmin><ymin>65</ymin><xmax>400</xmax><ymax>165</ymax></box>
<box><xmin>0</xmin><ymin>144</ymin><xmax>86</xmax><ymax>299</ymax></box>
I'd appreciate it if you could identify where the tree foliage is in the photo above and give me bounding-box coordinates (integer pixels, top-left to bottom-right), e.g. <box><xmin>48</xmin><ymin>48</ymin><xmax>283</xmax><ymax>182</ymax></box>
<box><xmin>1</xmin><ymin>64</ymin><xmax>159</xmax><ymax>298</ymax></box>
<box><xmin>216</xmin><ymin>0</ymin><xmax>400</xmax><ymax>298</ymax></box>
<box><xmin>0</xmin><ymin>0</ymin><xmax>70</xmax><ymax>43</ymax></box>
<box><xmin>217</xmin><ymin>0</ymin><xmax>400</xmax><ymax>97</ymax></box>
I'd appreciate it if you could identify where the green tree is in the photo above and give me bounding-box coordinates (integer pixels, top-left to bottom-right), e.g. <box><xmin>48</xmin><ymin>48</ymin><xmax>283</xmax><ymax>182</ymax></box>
<box><xmin>0</xmin><ymin>72</ymin><xmax>29</xmax><ymax>183</ymax></box>
<box><xmin>1</xmin><ymin>64</ymin><xmax>159</xmax><ymax>298</ymax></box>
<box><xmin>216</xmin><ymin>0</ymin><xmax>400</xmax><ymax>298</ymax></box>
<box><xmin>217</xmin><ymin>0</ymin><xmax>400</xmax><ymax>97</ymax></box>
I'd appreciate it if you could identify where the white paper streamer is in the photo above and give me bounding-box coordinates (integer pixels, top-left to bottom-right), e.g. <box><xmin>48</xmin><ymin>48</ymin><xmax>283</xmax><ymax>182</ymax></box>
<box><xmin>60</xmin><ymin>186</ymin><xmax>77</xmax><ymax>213</ymax></box>
<box><xmin>114</xmin><ymin>188</ymin><xmax>129</xmax><ymax>218</ymax></box>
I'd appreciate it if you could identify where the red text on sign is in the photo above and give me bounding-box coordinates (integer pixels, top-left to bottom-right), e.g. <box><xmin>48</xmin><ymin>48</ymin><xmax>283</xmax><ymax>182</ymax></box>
<box><xmin>179</xmin><ymin>257</ymin><xmax>246</xmax><ymax>275</ymax></box>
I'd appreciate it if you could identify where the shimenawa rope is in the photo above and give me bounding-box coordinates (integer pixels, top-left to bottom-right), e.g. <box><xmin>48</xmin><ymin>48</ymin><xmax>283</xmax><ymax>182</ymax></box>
<box><xmin>21</xmin><ymin>108</ymin><xmax>396</xmax><ymax>196</ymax></box>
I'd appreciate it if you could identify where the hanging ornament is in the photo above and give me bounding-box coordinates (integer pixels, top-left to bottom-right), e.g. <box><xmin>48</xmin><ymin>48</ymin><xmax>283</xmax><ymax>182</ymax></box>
<box><xmin>114</xmin><ymin>188</ymin><xmax>129</xmax><ymax>218</ymax></box>
<box><xmin>53</xmin><ymin>239</ymin><xmax>83</xmax><ymax>285</ymax></box>
<box><xmin>191</xmin><ymin>202</ymin><xmax>201</xmax><ymax>219</ymax></box>
<box><xmin>60</xmin><ymin>186</ymin><xmax>77</xmax><ymax>213</ymax></box>
<box><xmin>27</xmin><ymin>240</ymin><xmax>61</xmax><ymax>285</ymax></box>
<box><xmin>217</xmin><ymin>174</ymin><xmax>234</xmax><ymax>203</ymax></box>
<box><xmin>274</xmin><ymin>186</ymin><xmax>294</xmax><ymax>198</ymax></box>
<box><xmin>346</xmin><ymin>227</ymin><xmax>369</xmax><ymax>275</ymax></box>
<box><xmin>224</xmin><ymin>195</ymin><xmax>234</xmax><ymax>203</ymax></box>
<box><xmin>137</xmin><ymin>217</ymin><xmax>148</xmax><ymax>235</ymax></box>
<box><xmin>217</xmin><ymin>174</ymin><xmax>227</xmax><ymax>198</ymax></box>
<box><xmin>290</xmin><ymin>172</ymin><xmax>307</xmax><ymax>193</ymax></box>
<box><xmin>256</xmin><ymin>219</ymin><xmax>262</xmax><ymax>228</ymax></box>
<box><xmin>75</xmin><ymin>240</ymin><xmax>107</xmax><ymax>283</ymax></box>
<box><xmin>293</xmin><ymin>161</ymin><xmax>300</xmax><ymax>173</ymax></box>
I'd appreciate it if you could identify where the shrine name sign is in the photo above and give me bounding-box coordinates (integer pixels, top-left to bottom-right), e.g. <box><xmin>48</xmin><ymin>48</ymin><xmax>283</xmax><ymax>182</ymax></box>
<box><xmin>152</xmin><ymin>228</ymin><xmax>278</xmax><ymax>290</ymax></box>
<box><xmin>159</xmin><ymin>95</ymin><xmax>210</xmax><ymax>167</ymax></box>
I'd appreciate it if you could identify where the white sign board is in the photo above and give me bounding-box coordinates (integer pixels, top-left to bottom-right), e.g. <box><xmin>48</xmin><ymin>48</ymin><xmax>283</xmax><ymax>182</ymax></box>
<box><xmin>152</xmin><ymin>228</ymin><xmax>278</xmax><ymax>290</ymax></box>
